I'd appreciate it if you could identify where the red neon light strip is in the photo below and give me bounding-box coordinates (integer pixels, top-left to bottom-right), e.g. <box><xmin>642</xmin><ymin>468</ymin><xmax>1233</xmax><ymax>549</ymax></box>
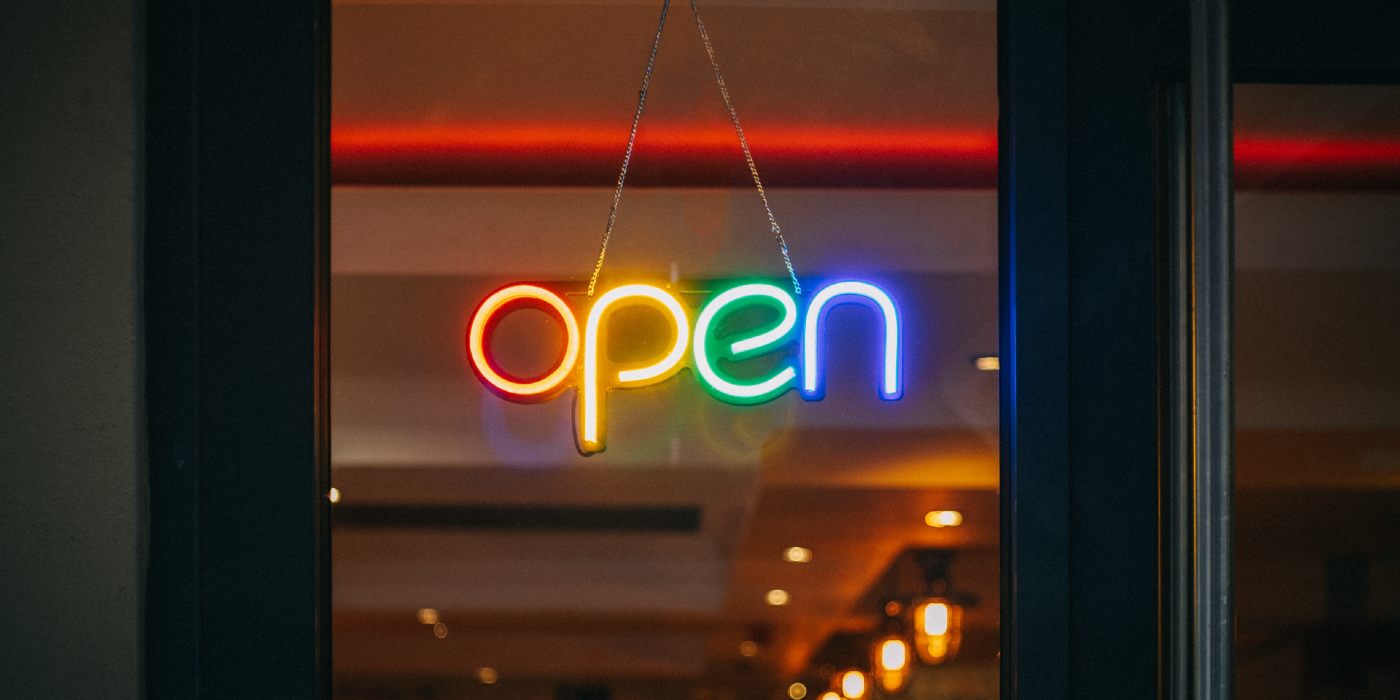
<box><xmin>332</xmin><ymin>123</ymin><xmax>1400</xmax><ymax>189</ymax></box>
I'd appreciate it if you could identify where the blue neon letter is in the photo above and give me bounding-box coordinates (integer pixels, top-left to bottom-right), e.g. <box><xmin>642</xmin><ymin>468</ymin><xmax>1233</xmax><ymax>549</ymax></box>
<box><xmin>801</xmin><ymin>281</ymin><xmax>901</xmax><ymax>400</ymax></box>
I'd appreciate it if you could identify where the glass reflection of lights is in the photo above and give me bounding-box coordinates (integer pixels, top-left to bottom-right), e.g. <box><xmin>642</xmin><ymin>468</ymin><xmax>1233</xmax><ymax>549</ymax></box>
<box><xmin>787</xmin><ymin>682</ymin><xmax>808</xmax><ymax>699</ymax></box>
<box><xmin>327</xmin><ymin>487</ymin><xmax>341</xmax><ymax>504</ymax></box>
<box><xmin>765</xmin><ymin>588</ymin><xmax>791</xmax><ymax>606</ymax></box>
<box><xmin>415</xmin><ymin>608</ymin><xmax>439</xmax><ymax>625</ymax></box>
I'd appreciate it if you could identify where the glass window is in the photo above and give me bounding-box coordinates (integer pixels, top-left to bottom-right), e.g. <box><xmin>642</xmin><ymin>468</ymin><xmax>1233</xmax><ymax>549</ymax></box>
<box><xmin>1234</xmin><ymin>83</ymin><xmax>1400</xmax><ymax>699</ymax></box>
<box><xmin>331</xmin><ymin>2</ymin><xmax>998</xmax><ymax>697</ymax></box>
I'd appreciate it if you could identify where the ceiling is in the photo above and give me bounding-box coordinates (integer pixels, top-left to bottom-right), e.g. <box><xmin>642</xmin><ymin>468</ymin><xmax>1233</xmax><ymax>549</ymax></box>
<box><xmin>329</xmin><ymin>1</ymin><xmax>1400</xmax><ymax>697</ymax></box>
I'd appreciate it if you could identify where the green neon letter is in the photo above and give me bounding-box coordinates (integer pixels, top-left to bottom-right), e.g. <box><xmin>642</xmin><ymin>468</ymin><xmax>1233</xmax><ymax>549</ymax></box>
<box><xmin>692</xmin><ymin>283</ymin><xmax>799</xmax><ymax>405</ymax></box>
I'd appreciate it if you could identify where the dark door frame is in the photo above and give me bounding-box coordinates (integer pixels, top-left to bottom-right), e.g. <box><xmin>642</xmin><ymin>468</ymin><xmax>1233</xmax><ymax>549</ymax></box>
<box><xmin>144</xmin><ymin>0</ymin><xmax>331</xmax><ymax>697</ymax></box>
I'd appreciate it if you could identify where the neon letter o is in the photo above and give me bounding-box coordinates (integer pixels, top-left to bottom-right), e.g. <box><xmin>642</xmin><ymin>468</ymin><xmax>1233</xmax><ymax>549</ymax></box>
<box><xmin>467</xmin><ymin>284</ymin><xmax>580</xmax><ymax>399</ymax></box>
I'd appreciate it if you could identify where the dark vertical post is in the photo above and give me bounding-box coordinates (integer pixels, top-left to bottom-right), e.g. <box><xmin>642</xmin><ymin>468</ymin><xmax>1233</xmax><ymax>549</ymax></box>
<box><xmin>1164</xmin><ymin>81</ymin><xmax>1194</xmax><ymax>700</ymax></box>
<box><xmin>998</xmin><ymin>0</ymin><xmax>1070</xmax><ymax>695</ymax></box>
<box><xmin>1001</xmin><ymin>0</ymin><xmax>1185</xmax><ymax>696</ymax></box>
<box><xmin>1189</xmin><ymin>1</ymin><xmax>1233</xmax><ymax>698</ymax></box>
<box><xmin>144</xmin><ymin>1</ymin><xmax>331</xmax><ymax>697</ymax></box>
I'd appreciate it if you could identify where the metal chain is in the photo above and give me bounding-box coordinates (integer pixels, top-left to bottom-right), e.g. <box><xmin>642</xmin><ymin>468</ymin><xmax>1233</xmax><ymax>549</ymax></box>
<box><xmin>687</xmin><ymin>0</ymin><xmax>800</xmax><ymax>296</ymax></box>
<box><xmin>586</xmin><ymin>0</ymin><xmax>801</xmax><ymax>297</ymax></box>
<box><xmin>587</xmin><ymin>0</ymin><xmax>672</xmax><ymax>298</ymax></box>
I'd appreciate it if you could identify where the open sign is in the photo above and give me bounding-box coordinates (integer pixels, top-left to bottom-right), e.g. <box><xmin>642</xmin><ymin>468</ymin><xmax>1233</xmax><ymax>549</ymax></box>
<box><xmin>466</xmin><ymin>280</ymin><xmax>902</xmax><ymax>455</ymax></box>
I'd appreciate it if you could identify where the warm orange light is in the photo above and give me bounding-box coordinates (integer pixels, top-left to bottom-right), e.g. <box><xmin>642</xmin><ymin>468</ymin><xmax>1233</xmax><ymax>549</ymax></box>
<box><xmin>327</xmin><ymin>487</ymin><xmax>341</xmax><ymax>504</ymax></box>
<box><xmin>872</xmin><ymin>635</ymin><xmax>912</xmax><ymax>694</ymax></box>
<box><xmin>475</xmin><ymin>667</ymin><xmax>498</xmax><ymax>684</ymax></box>
<box><xmin>467</xmin><ymin>284</ymin><xmax>580</xmax><ymax>399</ymax></box>
<box><xmin>765</xmin><ymin>589</ymin><xmax>791</xmax><ymax>606</ymax></box>
<box><xmin>415</xmin><ymin>608</ymin><xmax>439</xmax><ymax>625</ymax></box>
<box><xmin>739</xmin><ymin>640</ymin><xmax>759</xmax><ymax>657</ymax></box>
<box><xmin>839</xmin><ymin>669</ymin><xmax>867</xmax><ymax>699</ymax></box>
<box><xmin>913</xmin><ymin>598</ymin><xmax>963</xmax><ymax>665</ymax></box>
<box><xmin>974</xmin><ymin>355</ymin><xmax>1000</xmax><ymax>371</ymax></box>
<box><xmin>787</xmin><ymin>682</ymin><xmax>808</xmax><ymax>699</ymax></box>
<box><xmin>819</xmin><ymin>693</ymin><xmax>841</xmax><ymax>700</ymax></box>
<box><xmin>432</xmin><ymin>622</ymin><xmax>448</xmax><ymax>639</ymax></box>
<box><xmin>924</xmin><ymin>510</ymin><xmax>963</xmax><ymax>528</ymax></box>
<box><xmin>783</xmin><ymin>546</ymin><xmax>813</xmax><ymax>563</ymax></box>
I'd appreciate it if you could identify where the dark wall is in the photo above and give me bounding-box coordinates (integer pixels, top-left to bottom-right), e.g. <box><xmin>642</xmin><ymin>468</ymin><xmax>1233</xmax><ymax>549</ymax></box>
<box><xmin>0</xmin><ymin>1</ymin><xmax>142</xmax><ymax>697</ymax></box>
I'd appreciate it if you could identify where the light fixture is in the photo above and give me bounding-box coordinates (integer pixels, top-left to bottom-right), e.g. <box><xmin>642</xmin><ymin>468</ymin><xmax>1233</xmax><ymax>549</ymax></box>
<box><xmin>837</xmin><ymin>669</ymin><xmax>867</xmax><ymax>699</ymax></box>
<box><xmin>871</xmin><ymin>634</ymin><xmax>912</xmax><ymax>695</ymax></box>
<box><xmin>912</xmin><ymin>597</ymin><xmax>963</xmax><ymax>665</ymax></box>
<box><xmin>783</xmin><ymin>546</ymin><xmax>813</xmax><ymax>563</ymax></box>
<box><xmin>787</xmin><ymin>682</ymin><xmax>808</xmax><ymax>699</ymax></box>
<box><xmin>475</xmin><ymin>667</ymin><xmax>498</xmax><ymax>684</ymax></box>
<box><xmin>974</xmin><ymin>354</ymin><xmax>1000</xmax><ymax>371</ymax></box>
<box><xmin>924</xmin><ymin>510</ymin><xmax>963</xmax><ymax>528</ymax></box>
<box><xmin>416</xmin><ymin>608</ymin><xmax>439</xmax><ymax>625</ymax></box>
<box><xmin>765</xmin><ymin>589</ymin><xmax>791</xmax><ymax>606</ymax></box>
<box><xmin>327</xmin><ymin>487</ymin><xmax>341</xmax><ymax>504</ymax></box>
<box><xmin>819</xmin><ymin>693</ymin><xmax>841</xmax><ymax>700</ymax></box>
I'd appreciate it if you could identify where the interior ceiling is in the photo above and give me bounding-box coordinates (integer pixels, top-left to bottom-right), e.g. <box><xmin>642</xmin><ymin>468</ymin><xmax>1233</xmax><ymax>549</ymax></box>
<box><xmin>329</xmin><ymin>1</ymin><xmax>1400</xmax><ymax>695</ymax></box>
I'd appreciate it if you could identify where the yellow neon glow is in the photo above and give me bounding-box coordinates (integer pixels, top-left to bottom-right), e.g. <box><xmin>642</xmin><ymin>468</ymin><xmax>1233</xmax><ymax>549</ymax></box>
<box><xmin>801</xmin><ymin>281</ymin><xmax>901</xmax><ymax>399</ymax></box>
<box><xmin>579</xmin><ymin>284</ymin><xmax>689</xmax><ymax>454</ymax></box>
<box><xmin>692</xmin><ymin>283</ymin><xmax>798</xmax><ymax>401</ymax></box>
<box><xmin>839</xmin><ymin>669</ymin><xmax>867</xmax><ymax>699</ymax></box>
<box><xmin>467</xmin><ymin>284</ymin><xmax>580</xmax><ymax>397</ymax></box>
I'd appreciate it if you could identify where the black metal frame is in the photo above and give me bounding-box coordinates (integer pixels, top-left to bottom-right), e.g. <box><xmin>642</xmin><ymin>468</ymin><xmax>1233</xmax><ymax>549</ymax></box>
<box><xmin>144</xmin><ymin>0</ymin><xmax>331</xmax><ymax>697</ymax></box>
<box><xmin>999</xmin><ymin>1</ymin><xmax>1188</xmax><ymax>696</ymax></box>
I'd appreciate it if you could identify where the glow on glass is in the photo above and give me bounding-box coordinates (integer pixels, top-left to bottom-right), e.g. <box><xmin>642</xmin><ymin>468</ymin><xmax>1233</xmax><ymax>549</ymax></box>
<box><xmin>801</xmin><ymin>281</ymin><xmax>901</xmax><ymax>400</ymax></box>
<box><xmin>692</xmin><ymin>283</ymin><xmax>798</xmax><ymax>404</ymax></box>
<box><xmin>579</xmin><ymin>284</ymin><xmax>689</xmax><ymax>454</ymax></box>
<box><xmin>467</xmin><ymin>284</ymin><xmax>580</xmax><ymax>398</ymax></box>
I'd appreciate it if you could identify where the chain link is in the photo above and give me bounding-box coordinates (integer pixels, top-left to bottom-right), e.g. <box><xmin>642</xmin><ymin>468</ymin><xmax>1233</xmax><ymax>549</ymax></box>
<box><xmin>586</xmin><ymin>0</ymin><xmax>800</xmax><ymax>297</ymax></box>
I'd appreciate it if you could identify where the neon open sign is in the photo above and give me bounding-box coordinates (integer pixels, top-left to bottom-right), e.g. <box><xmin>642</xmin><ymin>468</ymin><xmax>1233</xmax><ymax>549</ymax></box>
<box><xmin>467</xmin><ymin>280</ymin><xmax>902</xmax><ymax>455</ymax></box>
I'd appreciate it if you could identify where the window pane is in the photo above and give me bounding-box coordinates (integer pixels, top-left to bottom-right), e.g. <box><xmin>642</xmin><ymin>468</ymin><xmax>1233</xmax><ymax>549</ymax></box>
<box><xmin>1234</xmin><ymin>83</ymin><xmax>1400</xmax><ymax>699</ymax></box>
<box><xmin>332</xmin><ymin>2</ymin><xmax>999</xmax><ymax>697</ymax></box>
